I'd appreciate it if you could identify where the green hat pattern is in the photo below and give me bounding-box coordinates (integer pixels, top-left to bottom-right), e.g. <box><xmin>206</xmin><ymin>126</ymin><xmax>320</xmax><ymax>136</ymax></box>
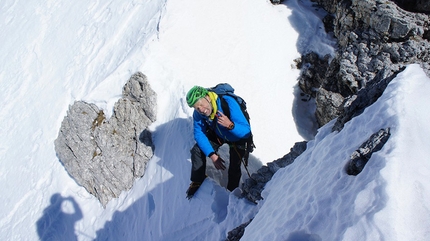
<box><xmin>186</xmin><ymin>86</ymin><xmax>208</xmax><ymax>107</ymax></box>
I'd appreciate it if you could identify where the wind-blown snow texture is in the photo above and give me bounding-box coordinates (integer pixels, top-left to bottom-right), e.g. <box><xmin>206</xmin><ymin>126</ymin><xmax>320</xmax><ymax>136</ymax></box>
<box><xmin>1</xmin><ymin>0</ymin><xmax>429</xmax><ymax>240</ymax></box>
<box><xmin>243</xmin><ymin>65</ymin><xmax>430</xmax><ymax>240</ymax></box>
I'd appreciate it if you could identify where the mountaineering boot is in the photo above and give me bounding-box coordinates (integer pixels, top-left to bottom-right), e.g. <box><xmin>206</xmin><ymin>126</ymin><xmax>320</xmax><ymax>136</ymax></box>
<box><xmin>186</xmin><ymin>182</ymin><xmax>202</xmax><ymax>199</ymax></box>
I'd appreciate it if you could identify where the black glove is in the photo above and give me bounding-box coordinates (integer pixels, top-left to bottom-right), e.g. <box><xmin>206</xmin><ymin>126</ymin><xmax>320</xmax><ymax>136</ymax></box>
<box><xmin>213</xmin><ymin>156</ymin><xmax>226</xmax><ymax>170</ymax></box>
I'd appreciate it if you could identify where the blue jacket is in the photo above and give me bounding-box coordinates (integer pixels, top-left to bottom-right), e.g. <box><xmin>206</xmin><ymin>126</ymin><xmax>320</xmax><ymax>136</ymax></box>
<box><xmin>193</xmin><ymin>95</ymin><xmax>251</xmax><ymax>156</ymax></box>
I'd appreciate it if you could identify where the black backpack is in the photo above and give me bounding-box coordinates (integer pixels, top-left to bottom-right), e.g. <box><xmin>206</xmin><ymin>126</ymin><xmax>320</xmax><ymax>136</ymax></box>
<box><xmin>207</xmin><ymin>83</ymin><xmax>255</xmax><ymax>165</ymax></box>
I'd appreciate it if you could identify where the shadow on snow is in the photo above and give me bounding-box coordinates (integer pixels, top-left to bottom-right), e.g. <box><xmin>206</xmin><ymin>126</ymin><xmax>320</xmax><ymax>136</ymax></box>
<box><xmin>36</xmin><ymin>193</ymin><xmax>83</xmax><ymax>241</ymax></box>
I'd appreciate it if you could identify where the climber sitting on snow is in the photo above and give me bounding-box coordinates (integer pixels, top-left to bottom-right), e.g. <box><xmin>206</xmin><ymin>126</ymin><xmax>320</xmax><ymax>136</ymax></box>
<box><xmin>185</xmin><ymin>85</ymin><xmax>251</xmax><ymax>199</ymax></box>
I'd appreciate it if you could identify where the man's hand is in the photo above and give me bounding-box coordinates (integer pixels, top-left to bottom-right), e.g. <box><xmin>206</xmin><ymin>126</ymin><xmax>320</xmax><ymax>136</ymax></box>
<box><xmin>216</xmin><ymin>111</ymin><xmax>233</xmax><ymax>129</ymax></box>
<box><xmin>211</xmin><ymin>154</ymin><xmax>226</xmax><ymax>170</ymax></box>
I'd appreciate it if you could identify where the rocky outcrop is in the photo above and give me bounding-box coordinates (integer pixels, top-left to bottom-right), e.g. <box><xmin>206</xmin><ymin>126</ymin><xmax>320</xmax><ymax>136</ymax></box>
<box><xmin>298</xmin><ymin>0</ymin><xmax>430</xmax><ymax>127</ymax></box>
<box><xmin>54</xmin><ymin>72</ymin><xmax>156</xmax><ymax>207</ymax></box>
<box><xmin>346</xmin><ymin>128</ymin><xmax>391</xmax><ymax>175</ymax></box>
<box><xmin>332</xmin><ymin>68</ymin><xmax>399</xmax><ymax>132</ymax></box>
<box><xmin>226</xmin><ymin>219</ymin><xmax>253</xmax><ymax>241</ymax></box>
<box><xmin>241</xmin><ymin>141</ymin><xmax>307</xmax><ymax>204</ymax></box>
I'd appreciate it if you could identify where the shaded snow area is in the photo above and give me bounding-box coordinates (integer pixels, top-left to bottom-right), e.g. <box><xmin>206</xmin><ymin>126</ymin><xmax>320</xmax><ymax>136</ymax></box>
<box><xmin>1</xmin><ymin>0</ymin><xmax>429</xmax><ymax>241</ymax></box>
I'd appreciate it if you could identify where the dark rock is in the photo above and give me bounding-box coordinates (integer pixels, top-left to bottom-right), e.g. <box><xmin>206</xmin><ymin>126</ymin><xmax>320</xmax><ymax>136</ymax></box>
<box><xmin>270</xmin><ymin>0</ymin><xmax>284</xmax><ymax>5</ymax></box>
<box><xmin>226</xmin><ymin>219</ymin><xmax>253</xmax><ymax>241</ymax></box>
<box><xmin>54</xmin><ymin>72</ymin><xmax>156</xmax><ymax>207</ymax></box>
<box><xmin>332</xmin><ymin>68</ymin><xmax>400</xmax><ymax>132</ymax></box>
<box><xmin>323</xmin><ymin>13</ymin><xmax>335</xmax><ymax>33</ymax></box>
<box><xmin>392</xmin><ymin>0</ymin><xmax>430</xmax><ymax>14</ymax></box>
<box><xmin>297</xmin><ymin>52</ymin><xmax>331</xmax><ymax>98</ymax></box>
<box><xmin>241</xmin><ymin>141</ymin><xmax>307</xmax><ymax>204</ymax></box>
<box><xmin>346</xmin><ymin>128</ymin><xmax>391</xmax><ymax>175</ymax></box>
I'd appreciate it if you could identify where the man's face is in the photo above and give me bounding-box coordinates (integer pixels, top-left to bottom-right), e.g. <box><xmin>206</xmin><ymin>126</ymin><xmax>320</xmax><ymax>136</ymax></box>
<box><xmin>193</xmin><ymin>96</ymin><xmax>212</xmax><ymax>117</ymax></box>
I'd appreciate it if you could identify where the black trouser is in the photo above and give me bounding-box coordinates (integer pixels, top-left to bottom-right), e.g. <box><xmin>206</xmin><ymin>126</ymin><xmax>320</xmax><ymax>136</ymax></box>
<box><xmin>190</xmin><ymin>131</ymin><xmax>246</xmax><ymax>191</ymax></box>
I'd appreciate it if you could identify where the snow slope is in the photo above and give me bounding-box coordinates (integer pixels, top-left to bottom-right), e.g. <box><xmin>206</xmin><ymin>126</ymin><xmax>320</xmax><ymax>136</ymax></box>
<box><xmin>1</xmin><ymin>0</ymin><xmax>429</xmax><ymax>240</ymax></box>
<box><xmin>242</xmin><ymin>64</ymin><xmax>430</xmax><ymax>241</ymax></box>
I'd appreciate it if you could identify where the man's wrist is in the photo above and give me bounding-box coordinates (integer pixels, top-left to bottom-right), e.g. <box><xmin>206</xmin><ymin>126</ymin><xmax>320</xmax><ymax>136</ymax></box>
<box><xmin>209</xmin><ymin>152</ymin><xmax>218</xmax><ymax>161</ymax></box>
<box><xmin>227</xmin><ymin>122</ymin><xmax>235</xmax><ymax>130</ymax></box>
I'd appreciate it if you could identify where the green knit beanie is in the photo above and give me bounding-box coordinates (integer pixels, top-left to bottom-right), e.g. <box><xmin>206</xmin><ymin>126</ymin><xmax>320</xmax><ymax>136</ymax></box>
<box><xmin>186</xmin><ymin>86</ymin><xmax>208</xmax><ymax>107</ymax></box>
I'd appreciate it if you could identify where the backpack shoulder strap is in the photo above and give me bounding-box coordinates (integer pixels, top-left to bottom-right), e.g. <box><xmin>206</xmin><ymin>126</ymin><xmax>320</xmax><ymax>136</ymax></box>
<box><xmin>219</xmin><ymin>95</ymin><xmax>231</xmax><ymax>119</ymax></box>
<box><xmin>219</xmin><ymin>94</ymin><xmax>255</xmax><ymax>159</ymax></box>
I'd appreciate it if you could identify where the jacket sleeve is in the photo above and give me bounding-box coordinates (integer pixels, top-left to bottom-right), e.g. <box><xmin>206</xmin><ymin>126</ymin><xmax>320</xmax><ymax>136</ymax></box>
<box><xmin>192</xmin><ymin>111</ymin><xmax>215</xmax><ymax>156</ymax></box>
<box><xmin>222</xmin><ymin>96</ymin><xmax>251</xmax><ymax>139</ymax></box>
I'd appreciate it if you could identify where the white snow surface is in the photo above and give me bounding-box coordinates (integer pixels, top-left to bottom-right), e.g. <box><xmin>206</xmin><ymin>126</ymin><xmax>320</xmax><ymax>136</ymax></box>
<box><xmin>1</xmin><ymin>0</ymin><xmax>429</xmax><ymax>240</ymax></box>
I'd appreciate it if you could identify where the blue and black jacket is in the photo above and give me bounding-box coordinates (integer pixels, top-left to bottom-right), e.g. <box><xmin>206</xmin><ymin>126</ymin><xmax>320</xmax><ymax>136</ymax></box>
<box><xmin>193</xmin><ymin>95</ymin><xmax>251</xmax><ymax>157</ymax></box>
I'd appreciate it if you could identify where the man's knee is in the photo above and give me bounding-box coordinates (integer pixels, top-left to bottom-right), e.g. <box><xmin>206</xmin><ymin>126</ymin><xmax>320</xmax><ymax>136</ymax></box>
<box><xmin>191</xmin><ymin>144</ymin><xmax>205</xmax><ymax>168</ymax></box>
<box><xmin>190</xmin><ymin>144</ymin><xmax>202</xmax><ymax>156</ymax></box>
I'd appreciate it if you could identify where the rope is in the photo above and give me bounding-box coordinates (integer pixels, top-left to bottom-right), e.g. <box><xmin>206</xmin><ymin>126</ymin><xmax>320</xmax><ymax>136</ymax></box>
<box><xmin>232</xmin><ymin>144</ymin><xmax>255</xmax><ymax>181</ymax></box>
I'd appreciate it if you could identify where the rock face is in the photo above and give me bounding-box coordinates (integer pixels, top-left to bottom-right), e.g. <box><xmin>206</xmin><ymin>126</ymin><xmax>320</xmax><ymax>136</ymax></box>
<box><xmin>298</xmin><ymin>0</ymin><xmax>430</xmax><ymax>126</ymax></box>
<box><xmin>54</xmin><ymin>72</ymin><xmax>156</xmax><ymax>207</ymax></box>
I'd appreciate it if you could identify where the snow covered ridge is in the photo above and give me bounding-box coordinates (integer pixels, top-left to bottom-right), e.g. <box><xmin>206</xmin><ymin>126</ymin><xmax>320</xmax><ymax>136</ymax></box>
<box><xmin>240</xmin><ymin>64</ymin><xmax>430</xmax><ymax>241</ymax></box>
<box><xmin>54</xmin><ymin>73</ymin><xmax>156</xmax><ymax>207</ymax></box>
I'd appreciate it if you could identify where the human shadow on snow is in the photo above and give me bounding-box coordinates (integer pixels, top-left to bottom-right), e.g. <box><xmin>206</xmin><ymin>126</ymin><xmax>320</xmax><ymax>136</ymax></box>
<box><xmin>36</xmin><ymin>193</ymin><xmax>83</xmax><ymax>241</ymax></box>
